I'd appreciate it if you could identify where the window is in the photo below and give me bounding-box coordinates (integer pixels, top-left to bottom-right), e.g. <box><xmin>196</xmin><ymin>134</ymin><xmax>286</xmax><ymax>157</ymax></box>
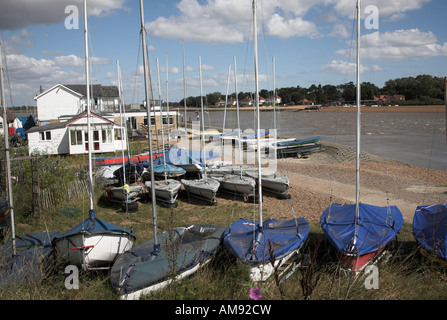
<box><xmin>70</xmin><ymin>130</ymin><xmax>82</xmax><ymax>145</ymax></box>
<box><xmin>102</xmin><ymin>129</ymin><xmax>112</xmax><ymax>143</ymax></box>
<box><xmin>39</xmin><ymin>131</ymin><xmax>51</xmax><ymax>141</ymax></box>
<box><xmin>115</xmin><ymin>128</ymin><xmax>122</xmax><ymax>140</ymax></box>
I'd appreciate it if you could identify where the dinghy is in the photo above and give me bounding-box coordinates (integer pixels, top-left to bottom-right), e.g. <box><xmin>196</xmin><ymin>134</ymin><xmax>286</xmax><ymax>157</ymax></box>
<box><xmin>110</xmin><ymin>2</ymin><xmax>225</xmax><ymax>300</ymax></box>
<box><xmin>223</xmin><ymin>0</ymin><xmax>309</xmax><ymax>282</ymax></box>
<box><xmin>320</xmin><ymin>0</ymin><xmax>403</xmax><ymax>273</ymax></box>
<box><xmin>107</xmin><ymin>184</ymin><xmax>143</xmax><ymax>202</ymax></box>
<box><xmin>52</xmin><ymin>0</ymin><xmax>136</xmax><ymax>271</ymax></box>
<box><xmin>145</xmin><ymin>179</ymin><xmax>182</xmax><ymax>206</ymax></box>
<box><xmin>53</xmin><ymin>210</ymin><xmax>136</xmax><ymax>270</ymax></box>
<box><xmin>110</xmin><ymin>224</ymin><xmax>225</xmax><ymax>299</ymax></box>
<box><xmin>321</xmin><ymin>203</ymin><xmax>403</xmax><ymax>271</ymax></box>
<box><xmin>413</xmin><ymin>204</ymin><xmax>447</xmax><ymax>262</ymax></box>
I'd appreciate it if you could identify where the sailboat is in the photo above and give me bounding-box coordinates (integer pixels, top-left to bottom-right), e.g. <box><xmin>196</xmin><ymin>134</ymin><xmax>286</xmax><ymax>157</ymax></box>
<box><xmin>181</xmin><ymin>56</ymin><xmax>220</xmax><ymax>205</ymax></box>
<box><xmin>144</xmin><ymin>57</ymin><xmax>182</xmax><ymax>207</ymax></box>
<box><xmin>110</xmin><ymin>0</ymin><xmax>225</xmax><ymax>299</ymax></box>
<box><xmin>245</xmin><ymin>56</ymin><xmax>290</xmax><ymax>199</ymax></box>
<box><xmin>223</xmin><ymin>0</ymin><xmax>310</xmax><ymax>282</ymax></box>
<box><xmin>208</xmin><ymin>56</ymin><xmax>256</xmax><ymax>200</ymax></box>
<box><xmin>320</xmin><ymin>0</ymin><xmax>403</xmax><ymax>273</ymax></box>
<box><xmin>52</xmin><ymin>0</ymin><xmax>136</xmax><ymax>270</ymax></box>
<box><xmin>413</xmin><ymin>204</ymin><xmax>447</xmax><ymax>262</ymax></box>
<box><xmin>107</xmin><ymin>60</ymin><xmax>143</xmax><ymax>203</ymax></box>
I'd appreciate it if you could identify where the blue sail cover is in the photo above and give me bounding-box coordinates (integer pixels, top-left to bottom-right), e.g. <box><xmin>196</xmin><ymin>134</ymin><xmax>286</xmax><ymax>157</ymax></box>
<box><xmin>413</xmin><ymin>204</ymin><xmax>447</xmax><ymax>260</ymax></box>
<box><xmin>154</xmin><ymin>147</ymin><xmax>220</xmax><ymax>166</ymax></box>
<box><xmin>55</xmin><ymin>214</ymin><xmax>136</xmax><ymax>239</ymax></box>
<box><xmin>320</xmin><ymin>203</ymin><xmax>403</xmax><ymax>256</ymax></box>
<box><xmin>223</xmin><ymin>217</ymin><xmax>309</xmax><ymax>264</ymax></box>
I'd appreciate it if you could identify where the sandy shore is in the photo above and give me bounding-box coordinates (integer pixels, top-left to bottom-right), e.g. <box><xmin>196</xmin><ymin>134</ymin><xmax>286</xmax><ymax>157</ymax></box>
<box><xmin>249</xmin><ymin>141</ymin><xmax>447</xmax><ymax>224</ymax></box>
<box><xmin>203</xmin><ymin>105</ymin><xmax>446</xmax><ymax>113</ymax></box>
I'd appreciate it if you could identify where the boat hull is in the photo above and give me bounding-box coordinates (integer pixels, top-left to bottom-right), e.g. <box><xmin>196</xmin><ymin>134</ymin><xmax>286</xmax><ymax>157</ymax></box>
<box><xmin>145</xmin><ymin>179</ymin><xmax>182</xmax><ymax>204</ymax></box>
<box><xmin>107</xmin><ymin>185</ymin><xmax>143</xmax><ymax>201</ymax></box>
<box><xmin>209</xmin><ymin>173</ymin><xmax>255</xmax><ymax>196</ymax></box>
<box><xmin>181</xmin><ymin>178</ymin><xmax>220</xmax><ymax>203</ymax></box>
<box><xmin>53</xmin><ymin>232</ymin><xmax>135</xmax><ymax>269</ymax></box>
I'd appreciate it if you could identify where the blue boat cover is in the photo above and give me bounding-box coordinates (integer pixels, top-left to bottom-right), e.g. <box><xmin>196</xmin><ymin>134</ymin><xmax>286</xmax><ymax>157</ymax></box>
<box><xmin>223</xmin><ymin>217</ymin><xmax>309</xmax><ymax>264</ymax></box>
<box><xmin>154</xmin><ymin>147</ymin><xmax>220</xmax><ymax>166</ymax></box>
<box><xmin>276</xmin><ymin>136</ymin><xmax>321</xmax><ymax>147</ymax></box>
<box><xmin>142</xmin><ymin>162</ymin><xmax>186</xmax><ymax>175</ymax></box>
<box><xmin>55</xmin><ymin>211</ymin><xmax>136</xmax><ymax>239</ymax></box>
<box><xmin>242</xmin><ymin>131</ymin><xmax>270</xmax><ymax>140</ymax></box>
<box><xmin>320</xmin><ymin>203</ymin><xmax>403</xmax><ymax>256</ymax></box>
<box><xmin>413</xmin><ymin>204</ymin><xmax>447</xmax><ymax>260</ymax></box>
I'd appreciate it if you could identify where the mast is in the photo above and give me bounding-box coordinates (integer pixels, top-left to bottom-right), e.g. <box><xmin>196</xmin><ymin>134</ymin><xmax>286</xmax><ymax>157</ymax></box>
<box><xmin>199</xmin><ymin>56</ymin><xmax>207</xmax><ymax>180</ymax></box>
<box><xmin>234</xmin><ymin>56</ymin><xmax>243</xmax><ymax>178</ymax></box>
<box><xmin>156</xmin><ymin>57</ymin><xmax>167</xmax><ymax>183</ymax></box>
<box><xmin>0</xmin><ymin>42</ymin><xmax>16</xmax><ymax>256</ymax></box>
<box><xmin>253</xmin><ymin>0</ymin><xmax>263</xmax><ymax>226</ymax></box>
<box><xmin>84</xmin><ymin>0</ymin><xmax>94</xmax><ymax>212</ymax></box>
<box><xmin>354</xmin><ymin>0</ymin><xmax>361</xmax><ymax>248</ymax></box>
<box><xmin>116</xmin><ymin>60</ymin><xmax>127</xmax><ymax>186</ymax></box>
<box><xmin>166</xmin><ymin>55</ymin><xmax>171</xmax><ymax>147</ymax></box>
<box><xmin>139</xmin><ymin>0</ymin><xmax>158</xmax><ymax>248</ymax></box>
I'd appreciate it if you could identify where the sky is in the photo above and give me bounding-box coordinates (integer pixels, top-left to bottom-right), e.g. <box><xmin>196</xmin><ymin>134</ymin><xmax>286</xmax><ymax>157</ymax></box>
<box><xmin>0</xmin><ymin>0</ymin><xmax>446</xmax><ymax>107</ymax></box>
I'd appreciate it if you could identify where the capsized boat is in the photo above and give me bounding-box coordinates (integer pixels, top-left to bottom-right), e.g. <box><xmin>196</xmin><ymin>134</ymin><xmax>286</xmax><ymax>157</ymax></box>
<box><xmin>52</xmin><ymin>210</ymin><xmax>136</xmax><ymax>270</ymax></box>
<box><xmin>110</xmin><ymin>224</ymin><xmax>226</xmax><ymax>300</ymax></box>
<box><xmin>223</xmin><ymin>218</ymin><xmax>309</xmax><ymax>282</ymax></box>
<box><xmin>320</xmin><ymin>203</ymin><xmax>403</xmax><ymax>272</ymax></box>
<box><xmin>413</xmin><ymin>204</ymin><xmax>447</xmax><ymax>262</ymax></box>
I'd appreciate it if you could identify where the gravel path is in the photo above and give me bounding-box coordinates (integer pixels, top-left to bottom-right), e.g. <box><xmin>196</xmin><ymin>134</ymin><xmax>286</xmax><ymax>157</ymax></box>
<box><xmin>260</xmin><ymin>141</ymin><xmax>447</xmax><ymax>223</ymax></box>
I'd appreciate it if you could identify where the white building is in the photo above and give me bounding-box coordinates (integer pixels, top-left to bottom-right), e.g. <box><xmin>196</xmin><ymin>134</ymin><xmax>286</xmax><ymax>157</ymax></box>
<box><xmin>26</xmin><ymin>111</ymin><xmax>126</xmax><ymax>156</ymax></box>
<box><xmin>34</xmin><ymin>84</ymin><xmax>120</xmax><ymax>124</ymax></box>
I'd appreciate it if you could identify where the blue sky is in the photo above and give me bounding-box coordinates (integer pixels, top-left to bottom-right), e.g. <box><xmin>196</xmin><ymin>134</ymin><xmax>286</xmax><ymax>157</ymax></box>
<box><xmin>0</xmin><ymin>0</ymin><xmax>446</xmax><ymax>106</ymax></box>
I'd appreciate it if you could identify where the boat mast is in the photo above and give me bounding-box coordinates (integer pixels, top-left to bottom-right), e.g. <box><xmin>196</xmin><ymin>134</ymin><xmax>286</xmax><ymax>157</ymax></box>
<box><xmin>0</xmin><ymin>42</ymin><xmax>16</xmax><ymax>256</ymax></box>
<box><xmin>116</xmin><ymin>60</ymin><xmax>127</xmax><ymax>187</ymax></box>
<box><xmin>253</xmin><ymin>0</ymin><xmax>263</xmax><ymax>226</ymax></box>
<box><xmin>199</xmin><ymin>56</ymin><xmax>207</xmax><ymax>180</ymax></box>
<box><xmin>183</xmin><ymin>40</ymin><xmax>187</xmax><ymax>144</ymax></box>
<box><xmin>354</xmin><ymin>0</ymin><xmax>361</xmax><ymax>248</ymax></box>
<box><xmin>84</xmin><ymin>0</ymin><xmax>94</xmax><ymax>212</ymax></box>
<box><xmin>139</xmin><ymin>0</ymin><xmax>158</xmax><ymax>248</ymax></box>
<box><xmin>156</xmin><ymin>57</ymin><xmax>168</xmax><ymax>183</ymax></box>
<box><xmin>234</xmin><ymin>56</ymin><xmax>243</xmax><ymax>179</ymax></box>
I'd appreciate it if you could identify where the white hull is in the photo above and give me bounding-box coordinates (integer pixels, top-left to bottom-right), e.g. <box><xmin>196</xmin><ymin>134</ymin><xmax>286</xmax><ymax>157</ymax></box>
<box><xmin>181</xmin><ymin>178</ymin><xmax>220</xmax><ymax>203</ymax></box>
<box><xmin>54</xmin><ymin>232</ymin><xmax>135</xmax><ymax>269</ymax></box>
<box><xmin>209</xmin><ymin>173</ymin><xmax>255</xmax><ymax>196</ymax></box>
<box><xmin>145</xmin><ymin>179</ymin><xmax>182</xmax><ymax>204</ymax></box>
<box><xmin>120</xmin><ymin>258</ymin><xmax>211</xmax><ymax>300</ymax></box>
<box><xmin>108</xmin><ymin>185</ymin><xmax>143</xmax><ymax>201</ymax></box>
<box><xmin>249</xmin><ymin>248</ymin><xmax>299</xmax><ymax>282</ymax></box>
<box><xmin>246</xmin><ymin>171</ymin><xmax>289</xmax><ymax>194</ymax></box>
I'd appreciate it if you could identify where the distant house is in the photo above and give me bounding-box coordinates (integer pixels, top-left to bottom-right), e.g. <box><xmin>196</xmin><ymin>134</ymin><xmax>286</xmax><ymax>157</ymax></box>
<box><xmin>374</xmin><ymin>95</ymin><xmax>406</xmax><ymax>103</ymax></box>
<box><xmin>297</xmin><ymin>98</ymin><xmax>313</xmax><ymax>105</ymax></box>
<box><xmin>241</xmin><ymin>97</ymin><xmax>253</xmax><ymax>106</ymax></box>
<box><xmin>214</xmin><ymin>98</ymin><xmax>237</xmax><ymax>107</ymax></box>
<box><xmin>265</xmin><ymin>95</ymin><xmax>282</xmax><ymax>105</ymax></box>
<box><xmin>34</xmin><ymin>84</ymin><xmax>120</xmax><ymax>124</ymax></box>
<box><xmin>26</xmin><ymin>111</ymin><xmax>126</xmax><ymax>156</ymax></box>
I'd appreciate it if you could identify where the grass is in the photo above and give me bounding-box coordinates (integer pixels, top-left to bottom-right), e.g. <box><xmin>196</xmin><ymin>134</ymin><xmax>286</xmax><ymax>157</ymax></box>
<box><xmin>1</xmin><ymin>143</ymin><xmax>446</xmax><ymax>300</ymax></box>
<box><xmin>1</xmin><ymin>188</ymin><xmax>447</xmax><ymax>300</ymax></box>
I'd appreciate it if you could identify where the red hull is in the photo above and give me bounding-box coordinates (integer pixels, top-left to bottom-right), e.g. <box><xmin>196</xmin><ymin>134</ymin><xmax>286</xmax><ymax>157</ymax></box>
<box><xmin>338</xmin><ymin>248</ymin><xmax>384</xmax><ymax>272</ymax></box>
<box><xmin>95</xmin><ymin>153</ymin><xmax>162</xmax><ymax>165</ymax></box>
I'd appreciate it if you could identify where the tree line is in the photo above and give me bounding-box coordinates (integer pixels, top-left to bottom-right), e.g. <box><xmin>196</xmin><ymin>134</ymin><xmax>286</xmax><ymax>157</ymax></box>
<box><xmin>176</xmin><ymin>74</ymin><xmax>445</xmax><ymax>107</ymax></box>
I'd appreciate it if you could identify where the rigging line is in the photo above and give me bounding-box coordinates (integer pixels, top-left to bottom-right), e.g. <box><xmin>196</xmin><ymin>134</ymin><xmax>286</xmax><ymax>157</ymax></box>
<box><xmin>343</xmin><ymin>6</ymin><xmax>357</xmax><ymax>84</ymax></box>
<box><xmin>0</xmin><ymin>38</ymin><xmax>14</xmax><ymax>108</ymax></box>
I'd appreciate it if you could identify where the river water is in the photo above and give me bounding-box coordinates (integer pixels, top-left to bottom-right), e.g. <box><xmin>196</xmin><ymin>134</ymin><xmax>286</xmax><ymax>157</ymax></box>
<box><xmin>185</xmin><ymin>109</ymin><xmax>447</xmax><ymax>171</ymax></box>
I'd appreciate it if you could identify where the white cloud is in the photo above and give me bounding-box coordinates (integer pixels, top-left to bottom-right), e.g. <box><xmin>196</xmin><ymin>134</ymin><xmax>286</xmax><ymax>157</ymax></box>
<box><xmin>336</xmin><ymin>29</ymin><xmax>447</xmax><ymax>61</ymax></box>
<box><xmin>321</xmin><ymin>60</ymin><xmax>383</xmax><ymax>74</ymax></box>
<box><xmin>266</xmin><ymin>14</ymin><xmax>320</xmax><ymax>39</ymax></box>
<box><xmin>0</xmin><ymin>0</ymin><xmax>128</xmax><ymax>30</ymax></box>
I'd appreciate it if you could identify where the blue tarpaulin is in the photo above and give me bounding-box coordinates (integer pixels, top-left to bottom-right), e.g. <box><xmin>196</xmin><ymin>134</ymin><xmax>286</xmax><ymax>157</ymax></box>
<box><xmin>413</xmin><ymin>204</ymin><xmax>447</xmax><ymax>260</ymax></box>
<box><xmin>223</xmin><ymin>217</ymin><xmax>309</xmax><ymax>264</ymax></box>
<box><xmin>320</xmin><ymin>203</ymin><xmax>403</xmax><ymax>256</ymax></box>
<box><xmin>154</xmin><ymin>147</ymin><xmax>220</xmax><ymax>166</ymax></box>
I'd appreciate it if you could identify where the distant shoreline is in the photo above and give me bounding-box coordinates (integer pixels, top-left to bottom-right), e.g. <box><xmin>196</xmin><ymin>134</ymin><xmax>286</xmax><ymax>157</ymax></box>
<box><xmin>196</xmin><ymin>105</ymin><xmax>446</xmax><ymax>113</ymax></box>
